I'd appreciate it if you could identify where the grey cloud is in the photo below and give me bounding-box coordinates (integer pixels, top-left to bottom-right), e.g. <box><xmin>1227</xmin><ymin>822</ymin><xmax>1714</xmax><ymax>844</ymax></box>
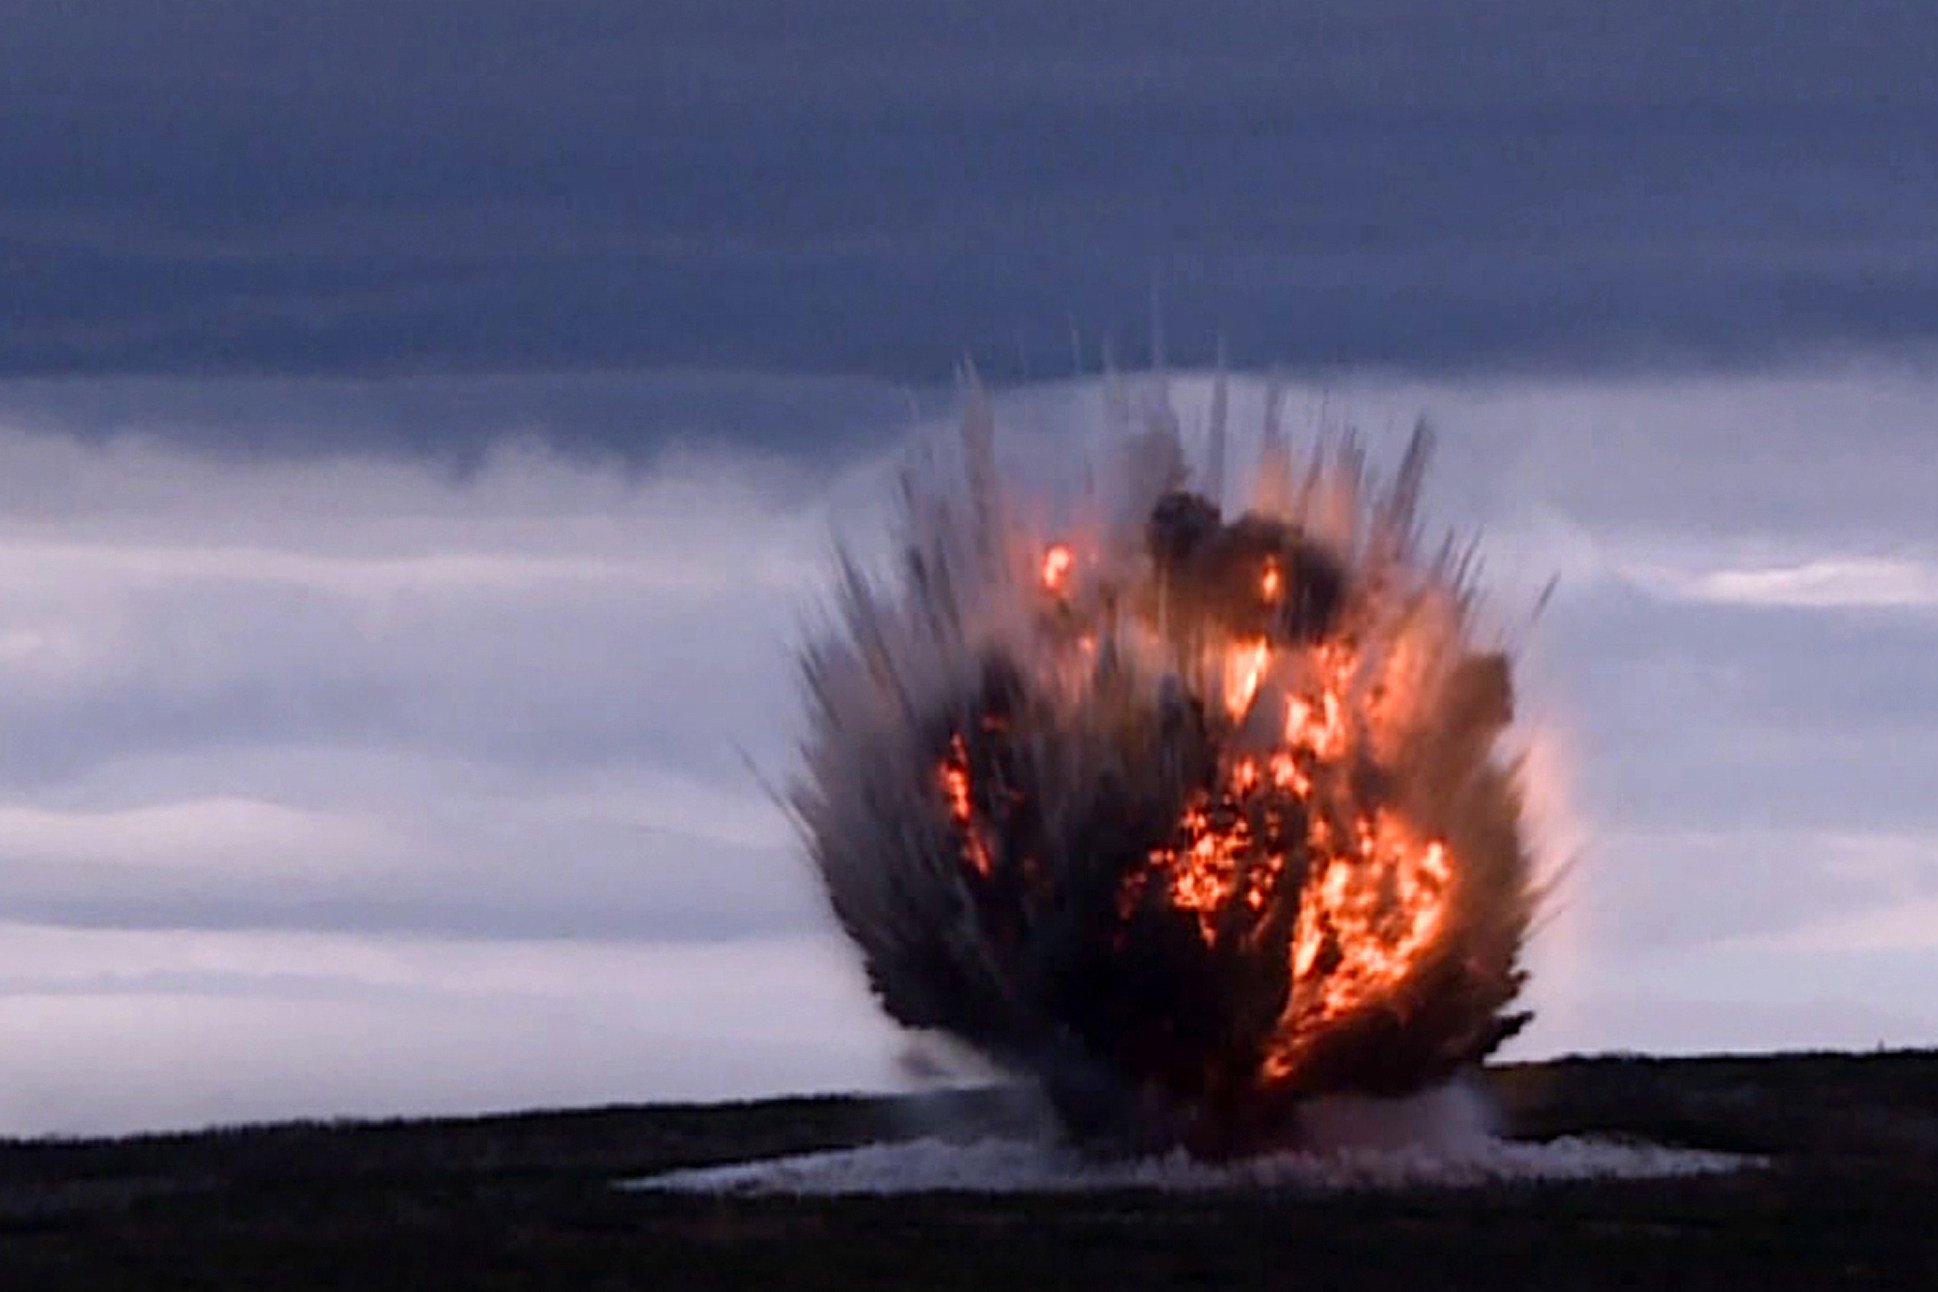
<box><xmin>870</xmin><ymin>365</ymin><xmax>1938</xmax><ymax>555</ymax></box>
<box><xmin>0</xmin><ymin>928</ymin><xmax>896</xmax><ymax>1135</ymax></box>
<box><xmin>1281</xmin><ymin>367</ymin><xmax>1938</xmax><ymax>551</ymax></box>
<box><xmin>0</xmin><ymin>536</ymin><xmax>810</xmax><ymax>785</ymax></box>
<box><xmin>12</xmin><ymin>4</ymin><xmax>1934</xmax><ymax>136</ymax></box>
<box><xmin>0</xmin><ymin>808</ymin><xmax>817</xmax><ymax>942</ymax></box>
<box><xmin>0</xmin><ymin>366</ymin><xmax>1934</xmax><ymax>1131</ymax></box>
<box><xmin>5</xmin><ymin>2</ymin><xmax>1937</xmax><ymax>404</ymax></box>
<box><xmin>1538</xmin><ymin>584</ymin><xmax>1938</xmax><ymax>834</ymax></box>
<box><xmin>0</xmin><ymin>426</ymin><xmax>838</xmax><ymax>943</ymax></box>
<box><xmin>0</xmin><ymin>371</ymin><xmax>920</xmax><ymax>468</ymax></box>
<box><xmin>1575</xmin><ymin>826</ymin><xmax>1938</xmax><ymax>955</ymax></box>
<box><xmin>1518</xmin><ymin>990</ymin><xmax>1929</xmax><ymax>1060</ymax></box>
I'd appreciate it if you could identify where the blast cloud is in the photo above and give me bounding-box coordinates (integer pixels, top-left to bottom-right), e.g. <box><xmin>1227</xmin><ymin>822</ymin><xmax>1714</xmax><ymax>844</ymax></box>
<box><xmin>632</xmin><ymin>1083</ymin><xmax>1753</xmax><ymax>1196</ymax></box>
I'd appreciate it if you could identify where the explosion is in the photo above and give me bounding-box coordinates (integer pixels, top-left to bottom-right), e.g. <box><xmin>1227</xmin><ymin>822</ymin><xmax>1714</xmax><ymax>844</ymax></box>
<box><xmin>794</xmin><ymin>382</ymin><xmax>1537</xmax><ymax>1158</ymax></box>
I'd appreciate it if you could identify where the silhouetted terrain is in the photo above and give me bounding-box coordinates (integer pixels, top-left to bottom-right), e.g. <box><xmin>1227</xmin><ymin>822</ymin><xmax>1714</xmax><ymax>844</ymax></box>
<box><xmin>4</xmin><ymin>1051</ymin><xmax>1937</xmax><ymax>1289</ymax></box>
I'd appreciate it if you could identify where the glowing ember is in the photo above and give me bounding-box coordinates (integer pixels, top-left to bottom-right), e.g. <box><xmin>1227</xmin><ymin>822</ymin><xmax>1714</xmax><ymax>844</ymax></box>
<box><xmin>937</xmin><ymin>733</ymin><xmax>994</xmax><ymax>879</ymax></box>
<box><xmin>1222</xmin><ymin>638</ymin><xmax>1272</xmax><ymax>721</ymax></box>
<box><xmin>795</xmin><ymin>382</ymin><xmax>1537</xmax><ymax>1157</ymax></box>
<box><xmin>1040</xmin><ymin>542</ymin><xmax>1075</xmax><ymax>596</ymax></box>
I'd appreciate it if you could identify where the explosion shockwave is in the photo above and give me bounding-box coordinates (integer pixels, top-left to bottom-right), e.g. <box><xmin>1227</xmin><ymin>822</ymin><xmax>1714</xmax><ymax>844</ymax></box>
<box><xmin>794</xmin><ymin>383</ymin><xmax>1537</xmax><ymax>1157</ymax></box>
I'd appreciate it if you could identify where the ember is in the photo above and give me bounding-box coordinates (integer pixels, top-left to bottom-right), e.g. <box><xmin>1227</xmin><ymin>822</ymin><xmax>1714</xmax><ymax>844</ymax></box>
<box><xmin>794</xmin><ymin>382</ymin><xmax>1537</xmax><ymax>1157</ymax></box>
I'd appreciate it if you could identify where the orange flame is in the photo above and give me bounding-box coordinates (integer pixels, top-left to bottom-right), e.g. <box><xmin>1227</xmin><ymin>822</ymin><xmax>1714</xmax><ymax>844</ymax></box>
<box><xmin>1040</xmin><ymin>543</ymin><xmax>1074</xmax><ymax>596</ymax></box>
<box><xmin>943</xmin><ymin>534</ymin><xmax>1465</xmax><ymax>1095</ymax></box>
<box><xmin>1145</xmin><ymin>647</ymin><xmax>1458</xmax><ymax>1081</ymax></box>
<box><xmin>1223</xmin><ymin>638</ymin><xmax>1272</xmax><ymax>720</ymax></box>
<box><xmin>1284</xmin><ymin>690</ymin><xmax>1347</xmax><ymax>760</ymax></box>
<box><xmin>937</xmin><ymin>734</ymin><xmax>993</xmax><ymax>879</ymax></box>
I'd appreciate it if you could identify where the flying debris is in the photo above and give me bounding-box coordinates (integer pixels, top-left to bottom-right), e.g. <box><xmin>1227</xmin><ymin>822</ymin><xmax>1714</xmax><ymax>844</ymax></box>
<box><xmin>793</xmin><ymin>382</ymin><xmax>1537</xmax><ymax>1158</ymax></box>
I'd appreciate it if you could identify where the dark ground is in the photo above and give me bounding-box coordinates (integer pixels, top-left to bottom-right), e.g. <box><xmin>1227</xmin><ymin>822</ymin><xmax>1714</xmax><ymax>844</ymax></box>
<box><xmin>4</xmin><ymin>1051</ymin><xmax>1937</xmax><ymax>1290</ymax></box>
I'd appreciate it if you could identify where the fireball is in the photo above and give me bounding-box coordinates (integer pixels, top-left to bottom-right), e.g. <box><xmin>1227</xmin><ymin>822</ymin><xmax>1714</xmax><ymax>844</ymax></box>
<box><xmin>793</xmin><ymin>385</ymin><xmax>1536</xmax><ymax>1156</ymax></box>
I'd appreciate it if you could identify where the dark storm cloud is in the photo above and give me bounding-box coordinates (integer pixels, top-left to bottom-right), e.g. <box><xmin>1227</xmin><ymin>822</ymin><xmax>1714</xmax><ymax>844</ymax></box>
<box><xmin>0</xmin><ymin>371</ymin><xmax>917</xmax><ymax>466</ymax></box>
<box><xmin>6</xmin><ymin>0</ymin><xmax>1937</xmax><ymax>450</ymax></box>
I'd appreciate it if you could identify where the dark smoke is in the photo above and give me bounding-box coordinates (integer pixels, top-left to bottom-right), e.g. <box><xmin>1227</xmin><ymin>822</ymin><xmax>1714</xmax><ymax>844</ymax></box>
<box><xmin>793</xmin><ymin>382</ymin><xmax>1537</xmax><ymax>1157</ymax></box>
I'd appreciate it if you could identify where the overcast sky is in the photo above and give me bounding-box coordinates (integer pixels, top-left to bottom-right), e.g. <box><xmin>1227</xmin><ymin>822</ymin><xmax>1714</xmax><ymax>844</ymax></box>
<box><xmin>8</xmin><ymin>0</ymin><xmax>1938</xmax><ymax>389</ymax></box>
<box><xmin>2</xmin><ymin>2</ymin><xmax>1935</xmax><ymax>1134</ymax></box>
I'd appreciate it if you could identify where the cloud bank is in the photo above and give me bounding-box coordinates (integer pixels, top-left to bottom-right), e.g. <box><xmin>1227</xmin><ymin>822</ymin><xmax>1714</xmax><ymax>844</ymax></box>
<box><xmin>1</xmin><ymin>363</ymin><xmax>1935</xmax><ymax>1133</ymax></box>
<box><xmin>6</xmin><ymin>1</ymin><xmax>1937</xmax><ymax>382</ymax></box>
